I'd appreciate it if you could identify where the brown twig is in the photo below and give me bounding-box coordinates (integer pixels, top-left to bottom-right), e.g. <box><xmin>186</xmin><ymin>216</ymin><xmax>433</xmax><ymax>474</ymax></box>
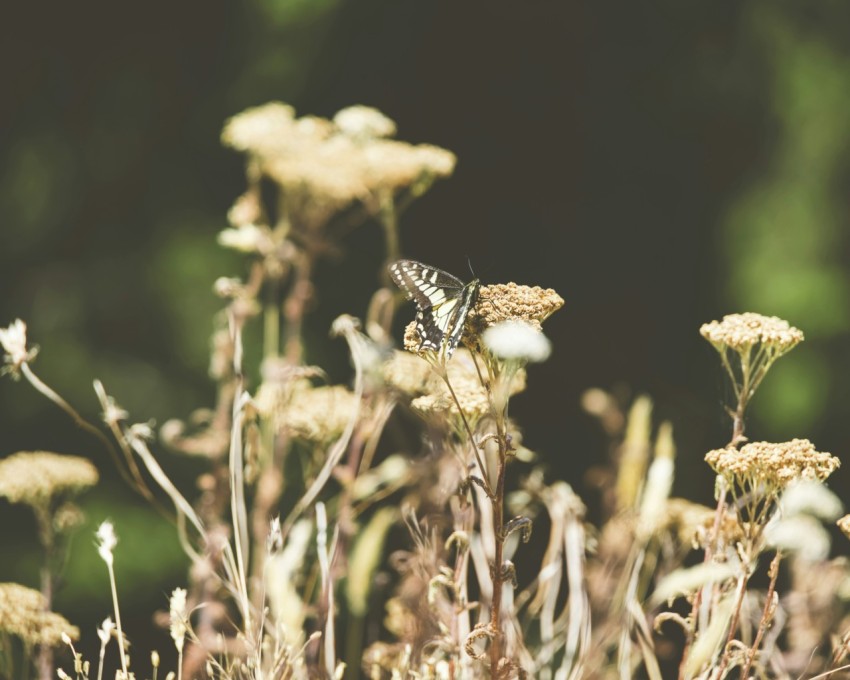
<box><xmin>740</xmin><ymin>552</ymin><xmax>781</xmax><ymax>679</ymax></box>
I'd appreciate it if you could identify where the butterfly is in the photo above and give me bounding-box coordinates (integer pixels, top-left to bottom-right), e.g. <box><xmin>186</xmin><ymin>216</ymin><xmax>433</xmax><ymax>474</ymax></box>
<box><xmin>388</xmin><ymin>259</ymin><xmax>480</xmax><ymax>360</ymax></box>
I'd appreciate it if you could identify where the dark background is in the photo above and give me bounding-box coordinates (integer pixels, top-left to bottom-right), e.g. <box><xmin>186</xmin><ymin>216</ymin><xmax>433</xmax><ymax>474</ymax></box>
<box><xmin>3</xmin><ymin>0</ymin><xmax>850</xmax><ymax>675</ymax></box>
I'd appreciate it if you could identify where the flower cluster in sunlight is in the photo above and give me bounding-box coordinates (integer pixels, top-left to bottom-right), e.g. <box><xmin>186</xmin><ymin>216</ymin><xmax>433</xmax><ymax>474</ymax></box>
<box><xmin>700</xmin><ymin>312</ymin><xmax>804</xmax><ymax>352</ymax></box>
<box><xmin>3</xmin><ymin>100</ymin><xmax>850</xmax><ymax>680</ymax></box>
<box><xmin>706</xmin><ymin>438</ymin><xmax>840</xmax><ymax>489</ymax></box>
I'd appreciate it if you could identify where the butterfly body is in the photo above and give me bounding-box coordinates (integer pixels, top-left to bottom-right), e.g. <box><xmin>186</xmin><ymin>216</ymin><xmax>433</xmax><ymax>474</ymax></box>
<box><xmin>389</xmin><ymin>259</ymin><xmax>480</xmax><ymax>360</ymax></box>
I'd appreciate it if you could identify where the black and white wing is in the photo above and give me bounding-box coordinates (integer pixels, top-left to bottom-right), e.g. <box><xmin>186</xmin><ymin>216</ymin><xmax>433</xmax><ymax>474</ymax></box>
<box><xmin>388</xmin><ymin>259</ymin><xmax>479</xmax><ymax>358</ymax></box>
<box><xmin>388</xmin><ymin>260</ymin><xmax>466</xmax><ymax>310</ymax></box>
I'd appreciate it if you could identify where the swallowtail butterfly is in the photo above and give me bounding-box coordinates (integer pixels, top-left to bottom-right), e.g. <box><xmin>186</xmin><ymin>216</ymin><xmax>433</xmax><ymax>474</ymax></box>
<box><xmin>389</xmin><ymin>259</ymin><xmax>480</xmax><ymax>360</ymax></box>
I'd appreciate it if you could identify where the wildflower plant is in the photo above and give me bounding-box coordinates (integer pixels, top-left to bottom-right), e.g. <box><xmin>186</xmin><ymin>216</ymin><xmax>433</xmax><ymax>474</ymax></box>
<box><xmin>3</xmin><ymin>101</ymin><xmax>850</xmax><ymax>680</ymax></box>
<box><xmin>700</xmin><ymin>312</ymin><xmax>804</xmax><ymax>443</ymax></box>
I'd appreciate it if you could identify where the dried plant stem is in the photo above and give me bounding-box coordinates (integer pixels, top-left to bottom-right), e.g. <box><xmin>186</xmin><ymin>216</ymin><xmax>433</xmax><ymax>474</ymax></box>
<box><xmin>35</xmin><ymin>506</ymin><xmax>56</xmax><ymax>680</ymax></box>
<box><xmin>681</xmin><ymin>390</ymin><xmax>748</xmax><ymax>677</ymax></box>
<box><xmin>489</xmin><ymin>447</ymin><xmax>508</xmax><ymax>675</ymax></box>
<box><xmin>283</xmin><ymin>251</ymin><xmax>314</xmax><ymax>365</ymax></box>
<box><xmin>440</xmin><ymin>372</ymin><xmax>493</xmax><ymax>499</ymax></box>
<box><xmin>378</xmin><ymin>190</ymin><xmax>400</xmax><ymax>280</ymax></box>
<box><xmin>440</xmin><ymin>362</ymin><xmax>509</xmax><ymax>673</ymax></box>
<box><xmin>19</xmin><ymin>362</ymin><xmax>154</xmax><ymax>505</ymax></box>
<box><xmin>316</xmin><ymin>503</ymin><xmax>337</xmax><ymax>678</ymax></box>
<box><xmin>487</xmin><ymin>393</ymin><xmax>514</xmax><ymax>676</ymax></box>
<box><xmin>105</xmin><ymin>559</ymin><xmax>128</xmax><ymax>675</ymax></box>
<box><xmin>740</xmin><ymin>552</ymin><xmax>781</xmax><ymax>679</ymax></box>
<box><xmin>712</xmin><ymin>572</ymin><xmax>749</xmax><ymax>680</ymax></box>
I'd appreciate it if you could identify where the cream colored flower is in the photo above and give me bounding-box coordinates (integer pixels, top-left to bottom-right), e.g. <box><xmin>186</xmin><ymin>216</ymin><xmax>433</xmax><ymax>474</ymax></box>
<box><xmin>402</xmin><ymin>349</ymin><xmax>524</xmax><ymax>424</ymax></box>
<box><xmin>221</xmin><ymin>101</ymin><xmax>456</xmax><ymax>226</ymax></box>
<box><xmin>482</xmin><ymin>320</ymin><xmax>552</xmax><ymax>363</ymax></box>
<box><xmin>0</xmin><ymin>451</ymin><xmax>98</xmax><ymax>508</ymax></box>
<box><xmin>0</xmin><ymin>319</ymin><xmax>38</xmax><ymax>378</ymax></box>
<box><xmin>169</xmin><ymin>587</ymin><xmax>188</xmax><ymax>653</ymax></box>
<box><xmin>705</xmin><ymin>439</ymin><xmax>839</xmax><ymax>489</ymax></box>
<box><xmin>333</xmin><ymin>105</ymin><xmax>396</xmax><ymax>140</ymax></box>
<box><xmin>0</xmin><ymin>582</ymin><xmax>79</xmax><ymax>646</ymax></box>
<box><xmin>700</xmin><ymin>312</ymin><xmax>803</xmax><ymax>353</ymax></box>
<box><xmin>255</xmin><ymin>377</ymin><xmax>360</xmax><ymax>445</ymax></box>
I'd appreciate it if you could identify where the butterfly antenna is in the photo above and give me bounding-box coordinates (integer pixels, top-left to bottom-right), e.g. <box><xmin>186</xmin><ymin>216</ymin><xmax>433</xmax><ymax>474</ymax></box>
<box><xmin>467</xmin><ymin>256</ymin><xmax>477</xmax><ymax>279</ymax></box>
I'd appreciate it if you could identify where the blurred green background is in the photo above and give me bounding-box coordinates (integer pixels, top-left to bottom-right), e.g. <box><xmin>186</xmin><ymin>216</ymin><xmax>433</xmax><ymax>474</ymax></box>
<box><xmin>3</xmin><ymin>0</ymin><xmax>850</xmax><ymax>675</ymax></box>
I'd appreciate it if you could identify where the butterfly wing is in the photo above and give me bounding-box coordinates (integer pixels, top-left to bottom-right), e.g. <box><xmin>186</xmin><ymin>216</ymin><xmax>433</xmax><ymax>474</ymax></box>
<box><xmin>389</xmin><ymin>260</ymin><xmax>479</xmax><ymax>359</ymax></box>
<box><xmin>388</xmin><ymin>260</ymin><xmax>465</xmax><ymax>310</ymax></box>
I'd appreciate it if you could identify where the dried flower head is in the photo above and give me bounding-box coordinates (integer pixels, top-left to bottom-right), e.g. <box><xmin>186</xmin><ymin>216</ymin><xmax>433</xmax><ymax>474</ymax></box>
<box><xmin>705</xmin><ymin>439</ymin><xmax>840</xmax><ymax>490</ymax></box>
<box><xmin>467</xmin><ymin>282</ymin><xmax>564</xmax><ymax>335</ymax></box>
<box><xmin>97</xmin><ymin>617</ymin><xmax>115</xmax><ymax>644</ymax></box>
<box><xmin>0</xmin><ymin>319</ymin><xmax>38</xmax><ymax>378</ymax></box>
<box><xmin>252</xmin><ymin>361</ymin><xmax>344</xmax><ymax>442</ymax></box>
<box><xmin>227</xmin><ymin>191</ymin><xmax>262</xmax><ymax>228</ymax></box>
<box><xmin>700</xmin><ymin>313</ymin><xmax>804</xmax><ymax>415</ymax></box>
<box><xmin>838</xmin><ymin>514</ymin><xmax>850</xmax><ymax>540</ymax></box>
<box><xmin>255</xmin><ymin>380</ymin><xmax>359</xmax><ymax>445</ymax></box>
<box><xmin>96</xmin><ymin>521</ymin><xmax>117</xmax><ymax>565</ymax></box>
<box><xmin>169</xmin><ymin>587</ymin><xmax>188</xmax><ymax>653</ymax></box>
<box><xmin>382</xmin><ymin>350</ymin><xmax>433</xmax><ymax>395</ymax></box>
<box><xmin>700</xmin><ymin>312</ymin><xmax>803</xmax><ymax>353</ymax></box>
<box><xmin>407</xmin><ymin>349</ymin><xmax>525</xmax><ymax>424</ymax></box>
<box><xmin>221</xmin><ymin>102</ymin><xmax>297</xmax><ymax>155</ymax></box>
<box><xmin>94</xmin><ymin>380</ymin><xmax>129</xmax><ymax>427</ymax></box>
<box><xmin>0</xmin><ymin>582</ymin><xmax>79</xmax><ymax>646</ymax></box>
<box><xmin>0</xmin><ymin>452</ymin><xmax>98</xmax><ymax>509</ymax></box>
<box><xmin>53</xmin><ymin>502</ymin><xmax>86</xmax><ymax>534</ymax></box>
<box><xmin>662</xmin><ymin>498</ymin><xmax>730</xmax><ymax>549</ymax></box>
<box><xmin>334</xmin><ymin>105</ymin><xmax>397</xmax><ymax>140</ymax></box>
<box><xmin>221</xmin><ymin>102</ymin><xmax>456</xmax><ymax>227</ymax></box>
<box><xmin>217</xmin><ymin>224</ymin><xmax>272</xmax><ymax>254</ymax></box>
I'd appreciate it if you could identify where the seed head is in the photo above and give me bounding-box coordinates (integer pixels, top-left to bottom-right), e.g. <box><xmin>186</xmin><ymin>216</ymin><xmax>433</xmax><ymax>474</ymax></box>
<box><xmin>468</xmin><ymin>282</ymin><xmax>563</xmax><ymax>333</ymax></box>
<box><xmin>0</xmin><ymin>582</ymin><xmax>79</xmax><ymax>646</ymax></box>
<box><xmin>700</xmin><ymin>313</ymin><xmax>803</xmax><ymax>353</ymax></box>
<box><xmin>256</xmin><ymin>381</ymin><xmax>359</xmax><ymax>445</ymax></box>
<box><xmin>169</xmin><ymin>587</ymin><xmax>188</xmax><ymax>653</ymax></box>
<box><xmin>221</xmin><ymin>102</ymin><xmax>456</xmax><ymax>225</ymax></box>
<box><xmin>382</xmin><ymin>350</ymin><xmax>433</xmax><ymax>395</ymax></box>
<box><xmin>333</xmin><ymin>105</ymin><xmax>397</xmax><ymax>140</ymax></box>
<box><xmin>0</xmin><ymin>452</ymin><xmax>98</xmax><ymax>509</ymax></box>
<box><xmin>705</xmin><ymin>439</ymin><xmax>840</xmax><ymax>489</ymax></box>
<box><xmin>408</xmin><ymin>349</ymin><xmax>525</xmax><ymax>423</ymax></box>
<box><xmin>96</xmin><ymin>521</ymin><xmax>117</xmax><ymax>565</ymax></box>
<box><xmin>0</xmin><ymin>319</ymin><xmax>38</xmax><ymax>378</ymax></box>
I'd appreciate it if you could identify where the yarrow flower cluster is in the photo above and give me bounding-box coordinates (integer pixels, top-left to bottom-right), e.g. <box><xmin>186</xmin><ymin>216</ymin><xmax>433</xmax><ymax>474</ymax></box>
<box><xmin>0</xmin><ymin>582</ymin><xmax>78</xmax><ymax>647</ymax></box>
<box><xmin>395</xmin><ymin>349</ymin><xmax>526</xmax><ymax>424</ymax></box>
<box><xmin>700</xmin><ymin>313</ymin><xmax>804</xmax><ymax>420</ymax></box>
<box><xmin>705</xmin><ymin>439</ymin><xmax>840</xmax><ymax>490</ymax></box>
<box><xmin>221</xmin><ymin>102</ymin><xmax>456</xmax><ymax>224</ymax></box>
<box><xmin>0</xmin><ymin>451</ymin><xmax>99</xmax><ymax>509</ymax></box>
<box><xmin>254</xmin><ymin>380</ymin><xmax>360</xmax><ymax>445</ymax></box>
<box><xmin>467</xmin><ymin>283</ymin><xmax>564</xmax><ymax>336</ymax></box>
<box><xmin>700</xmin><ymin>312</ymin><xmax>804</xmax><ymax>353</ymax></box>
